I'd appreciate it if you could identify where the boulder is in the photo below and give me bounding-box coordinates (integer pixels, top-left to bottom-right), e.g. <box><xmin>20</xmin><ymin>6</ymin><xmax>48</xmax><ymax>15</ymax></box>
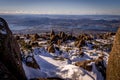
<box><xmin>26</xmin><ymin>56</ymin><xmax>40</xmax><ymax>69</ymax></box>
<box><xmin>75</xmin><ymin>60</ymin><xmax>92</xmax><ymax>71</ymax></box>
<box><xmin>26</xmin><ymin>34</ymin><xmax>31</xmax><ymax>39</ymax></box>
<box><xmin>47</xmin><ymin>44</ymin><xmax>55</xmax><ymax>53</ymax></box>
<box><xmin>50</xmin><ymin>29</ymin><xmax>55</xmax><ymax>37</ymax></box>
<box><xmin>0</xmin><ymin>17</ymin><xmax>27</xmax><ymax>80</ymax></box>
<box><xmin>95</xmin><ymin>57</ymin><xmax>106</xmax><ymax>80</ymax></box>
<box><xmin>32</xmin><ymin>33</ymin><xmax>39</xmax><ymax>41</ymax></box>
<box><xmin>107</xmin><ymin>28</ymin><xmax>120</xmax><ymax>80</ymax></box>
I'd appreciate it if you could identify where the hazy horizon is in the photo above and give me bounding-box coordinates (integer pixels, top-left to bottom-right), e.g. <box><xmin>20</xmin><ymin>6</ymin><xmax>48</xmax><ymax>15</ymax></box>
<box><xmin>0</xmin><ymin>0</ymin><xmax>120</xmax><ymax>15</ymax></box>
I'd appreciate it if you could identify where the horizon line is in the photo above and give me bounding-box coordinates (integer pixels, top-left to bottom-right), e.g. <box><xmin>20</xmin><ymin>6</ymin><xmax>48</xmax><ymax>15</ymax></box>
<box><xmin>0</xmin><ymin>13</ymin><xmax>120</xmax><ymax>16</ymax></box>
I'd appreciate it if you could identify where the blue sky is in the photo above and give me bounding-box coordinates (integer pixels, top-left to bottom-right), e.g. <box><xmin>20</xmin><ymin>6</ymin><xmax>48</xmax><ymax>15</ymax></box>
<box><xmin>0</xmin><ymin>0</ymin><xmax>120</xmax><ymax>15</ymax></box>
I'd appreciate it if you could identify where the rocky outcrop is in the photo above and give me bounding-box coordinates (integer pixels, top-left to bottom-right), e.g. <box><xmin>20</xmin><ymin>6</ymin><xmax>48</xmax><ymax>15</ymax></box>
<box><xmin>0</xmin><ymin>62</ymin><xmax>17</xmax><ymax>80</ymax></box>
<box><xmin>107</xmin><ymin>28</ymin><xmax>120</xmax><ymax>80</ymax></box>
<box><xmin>0</xmin><ymin>17</ymin><xmax>27</xmax><ymax>80</ymax></box>
<box><xmin>49</xmin><ymin>30</ymin><xmax>76</xmax><ymax>44</ymax></box>
<box><xmin>47</xmin><ymin>44</ymin><xmax>55</xmax><ymax>53</ymax></box>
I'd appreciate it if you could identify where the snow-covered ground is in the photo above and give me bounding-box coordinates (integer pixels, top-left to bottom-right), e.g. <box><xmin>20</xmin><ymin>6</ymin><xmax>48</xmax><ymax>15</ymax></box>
<box><xmin>22</xmin><ymin>45</ymin><xmax>108</xmax><ymax>80</ymax></box>
<box><xmin>20</xmin><ymin>34</ymin><xmax>113</xmax><ymax>80</ymax></box>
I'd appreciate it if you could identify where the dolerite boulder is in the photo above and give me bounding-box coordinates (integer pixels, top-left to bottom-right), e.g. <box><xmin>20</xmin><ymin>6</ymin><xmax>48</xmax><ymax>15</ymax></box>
<box><xmin>47</xmin><ymin>44</ymin><xmax>55</xmax><ymax>53</ymax></box>
<box><xmin>32</xmin><ymin>33</ymin><xmax>40</xmax><ymax>41</ymax></box>
<box><xmin>0</xmin><ymin>17</ymin><xmax>26</xmax><ymax>80</ymax></box>
<box><xmin>75</xmin><ymin>60</ymin><xmax>92</xmax><ymax>71</ymax></box>
<box><xmin>26</xmin><ymin>55</ymin><xmax>40</xmax><ymax>69</ymax></box>
<box><xmin>107</xmin><ymin>28</ymin><xmax>120</xmax><ymax>80</ymax></box>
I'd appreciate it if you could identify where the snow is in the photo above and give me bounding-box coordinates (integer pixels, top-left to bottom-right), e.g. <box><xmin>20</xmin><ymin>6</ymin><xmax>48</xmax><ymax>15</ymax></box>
<box><xmin>59</xmin><ymin>65</ymin><xmax>83</xmax><ymax>79</ymax></box>
<box><xmin>95</xmin><ymin>39</ymin><xmax>110</xmax><ymax>44</ymax></box>
<box><xmin>34</xmin><ymin>51</ymin><xmax>67</xmax><ymax>77</ymax></box>
<box><xmin>22</xmin><ymin>62</ymin><xmax>47</xmax><ymax>79</ymax></box>
<box><xmin>23</xmin><ymin>47</ymin><xmax>101</xmax><ymax>80</ymax></box>
<box><xmin>22</xmin><ymin>38</ymin><xmax>110</xmax><ymax>80</ymax></box>
<box><xmin>34</xmin><ymin>55</ymin><xmax>58</xmax><ymax>77</ymax></box>
<box><xmin>38</xmin><ymin>41</ymin><xmax>47</xmax><ymax>45</ymax></box>
<box><xmin>24</xmin><ymin>39</ymin><xmax>31</xmax><ymax>43</ymax></box>
<box><xmin>92</xmin><ymin>63</ymin><xmax>104</xmax><ymax>80</ymax></box>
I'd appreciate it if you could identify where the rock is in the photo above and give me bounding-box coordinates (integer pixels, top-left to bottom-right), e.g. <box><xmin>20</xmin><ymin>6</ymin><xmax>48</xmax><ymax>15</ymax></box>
<box><xmin>31</xmin><ymin>42</ymin><xmax>39</xmax><ymax>47</ymax></box>
<box><xmin>75</xmin><ymin>60</ymin><xmax>92</xmax><ymax>71</ymax></box>
<box><xmin>67</xmin><ymin>34</ymin><xmax>76</xmax><ymax>40</ymax></box>
<box><xmin>59</xmin><ymin>31</ymin><xmax>67</xmax><ymax>41</ymax></box>
<box><xmin>74</xmin><ymin>41</ymin><xmax>79</xmax><ymax>47</ymax></box>
<box><xmin>79</xmin><ymin>51</ymin><xmax>84</xmax><ymax>57</ymax></box>
<box><xmin>26</xmin><ymin>56</ymin><xmax>40</xmax><ymax>69</ymax></box>
<box><xmin>0</xmin><ymin>17</ymin><xmax>27</xmax><ymax>80</ymax></box>
<box><xmin>107</xmin><ymin>28</ymin><xmax>120</xmax><ymax>80</ymax></box>
<box><xmin>15</xmin><ymin>35</ymin><xmax>20</xmax><ymax>40</ymax></box>
<box><xmin>76</xmin><ymin>40</ymin><xmax>85</xmax><ymax>48</ymax></box>
<box><xmin>32</xmin><ymin>33</ymin><xmax>40</xmax><ymax>41</ymax></box>
<box><xmin>50</xmin><ymin>29</ymin><xmax>55</xmax><ymax>37</ymax></box>
<box><xmin>59</xmin><ymin>31</ymin><xmax>66</xmax><ymax>38</ymax></box>
<box><xmin>0</xmin><ymin>62</ymin><xmax>17</xmax><ymax>80</ymax></box>
<box><xmin>47</xmin><ymin>44</ymin><xmax>55</xmax><ymax>53</ymax></box>
<box><xmin>57</xmin><ymin>39</ymin><xmax>62</xmax><ymax>45</ymax></box>
<box><xmin>95</xmin><ymin>57</ymin><xmax>106</xmax><ymax>80</ymax></box>
<box><xmin>26</xmin><ymin>34</ymin><xmax>31</xmax><ymax>39</ymax></box>
<box><xmin>50</xmin><ymin>35</ymin><xmax>56</xmax><ymax>43</ymax></box>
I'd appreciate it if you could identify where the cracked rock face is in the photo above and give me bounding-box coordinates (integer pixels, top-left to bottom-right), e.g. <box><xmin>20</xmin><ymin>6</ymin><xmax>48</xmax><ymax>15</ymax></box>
<box><xmin>0</xmin><ymin>17</ymin><xmax>27</xmax><ymax>80</ymax></box>
<box><xmin>107</xmin><ymin>28</ymin><xmax>120</xmax><ymax>80</ymax></box>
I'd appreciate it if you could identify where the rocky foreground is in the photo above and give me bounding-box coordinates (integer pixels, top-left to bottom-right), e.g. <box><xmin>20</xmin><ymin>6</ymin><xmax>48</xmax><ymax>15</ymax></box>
<box><xmin>0</xmin><ymin>17</ymin><xmax>120</xmax><ymax>80</ymax></box>
<box><xmin>15</xmin><ymin>28</ymin><xmax>115</xmax><ymax>80</ymax></box>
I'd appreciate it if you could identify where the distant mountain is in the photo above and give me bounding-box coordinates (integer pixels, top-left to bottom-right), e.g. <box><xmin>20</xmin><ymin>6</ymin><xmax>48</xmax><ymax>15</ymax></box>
<box><xmin>0</xmin><ymin>14</ymin><xmax>120</xmax><ymax>33</ymax></box>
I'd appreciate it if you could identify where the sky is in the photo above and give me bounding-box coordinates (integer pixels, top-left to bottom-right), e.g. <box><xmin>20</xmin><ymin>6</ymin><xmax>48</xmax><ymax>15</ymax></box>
<box><xmin>0</xmin><ymin>0</ymin><xmax>120</xmax><ymax>15</ymax></box>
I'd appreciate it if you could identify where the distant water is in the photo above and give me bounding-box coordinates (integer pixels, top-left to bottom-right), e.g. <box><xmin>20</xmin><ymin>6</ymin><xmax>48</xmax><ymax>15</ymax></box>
<box><xmin>0</xmin><ymin>14</ymin><xmax>120</xmax><ymax>33</ymax></box>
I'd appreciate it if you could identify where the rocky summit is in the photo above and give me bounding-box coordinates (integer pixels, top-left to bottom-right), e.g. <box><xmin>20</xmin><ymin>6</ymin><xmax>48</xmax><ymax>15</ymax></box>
<box><xmin>0</xmin><ymin>16</ymin><xmax>120</xmax><ymax>80</ymax></box>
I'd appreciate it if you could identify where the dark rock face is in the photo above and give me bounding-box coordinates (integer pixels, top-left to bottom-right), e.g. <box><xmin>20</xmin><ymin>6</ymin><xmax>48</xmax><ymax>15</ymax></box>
<box><xmin>0</xmin><ymin>17</ymin><xmax>27</xmax><ymax>80</ymax></box>
<box><xmin>0</xmin><ymin>62</ymin><xmax>17</xmax><ymax>80</ymax></box>
<box><xmin>107</xmin><ymin>28</ymin><xmax>120</xmax><ymax>80</ymax></box>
